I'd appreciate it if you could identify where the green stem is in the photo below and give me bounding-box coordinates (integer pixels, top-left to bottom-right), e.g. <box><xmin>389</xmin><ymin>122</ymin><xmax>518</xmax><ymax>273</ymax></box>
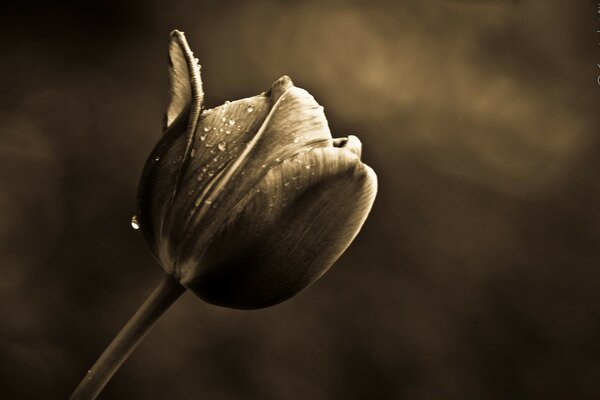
<box><xmin>70</xmin><ymin>274</ymin><xmax>186</xmax><ymax>399</ymax></box>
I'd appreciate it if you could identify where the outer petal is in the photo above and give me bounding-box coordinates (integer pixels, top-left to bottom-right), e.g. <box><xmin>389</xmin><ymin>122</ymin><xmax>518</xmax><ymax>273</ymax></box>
<box><xmin>179</xmin><ymin>143</ymin><xmax>378</xmax><ymax>309</ymax></box>
<box><xmin>165</xmin><ymin>77</ymin><xmax>335</xmax><ymax>271</ymax></box>
<box><xmin>137</xmin><ymin>30</ymin><xmax>203</xmax><ymax>269</ymax></box>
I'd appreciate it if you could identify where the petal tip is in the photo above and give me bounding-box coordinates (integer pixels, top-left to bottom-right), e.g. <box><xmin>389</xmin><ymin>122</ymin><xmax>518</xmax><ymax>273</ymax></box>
<box><xmin>269</xmin><ymin>75</ymin><xmax>294</xmax><ymax>101</ymax></box>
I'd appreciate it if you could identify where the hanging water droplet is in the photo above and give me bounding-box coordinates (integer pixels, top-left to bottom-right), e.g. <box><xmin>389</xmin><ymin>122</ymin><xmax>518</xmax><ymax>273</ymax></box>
<box><xmin>246</xmin><ymin>105</ymin><xmax>254</xmax><ymax>113</ymax></box>
<box><xmin>130</xmin><ymin>215</ymin><xmax>140</xmax><ymax>230</ymax></box>
<box><xmin>218</xmin><ymin>142</ymin><xmax>227</xmax><ymax>151</ymax></box>
<box><xmin>228</xmin><ymin>119</ymin><xmax>235</xmax><ymax>126</ymax></box>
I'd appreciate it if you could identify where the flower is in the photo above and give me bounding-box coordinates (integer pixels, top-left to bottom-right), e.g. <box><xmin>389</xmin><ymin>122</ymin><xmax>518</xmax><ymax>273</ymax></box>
<box><xmin>135</xmin><ymin>30</ymin><xmax>377</xmax><ymax>309</ymax></box>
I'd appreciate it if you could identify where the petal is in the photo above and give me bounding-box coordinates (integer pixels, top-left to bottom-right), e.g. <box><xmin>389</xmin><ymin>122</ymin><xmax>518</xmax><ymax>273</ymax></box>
<box><xmin>178</xmin><ymin>145</ymin><xmax>378</xmax><ymax>309</ymax></box>
<box><xmin>136</xmin><ymin>30</ymin><xmax>204</xmax><ymax>269</ymax></box>
<box><xmin>165</xmin><ymin>78</ymin><xmax>336</xmax><ymax>267</ymax></box>
<box><xmin>164</xmin><ymin>30</ymin><xmax>204</xmax><ymax>131</ymax></box>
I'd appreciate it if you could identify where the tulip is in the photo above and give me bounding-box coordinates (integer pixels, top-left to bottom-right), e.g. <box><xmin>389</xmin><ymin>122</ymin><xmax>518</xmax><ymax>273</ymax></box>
<box><xmin>70</xmin><ymin>30</ymin><xmax>376</xmax><ymax>399</ymax></box>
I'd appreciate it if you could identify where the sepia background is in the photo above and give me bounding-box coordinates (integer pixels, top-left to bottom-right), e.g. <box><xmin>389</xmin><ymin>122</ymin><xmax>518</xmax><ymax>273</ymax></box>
<box><xmin>1</xmin><ymin>0</ymin><xmax>599</xmax><ymax>398</ymax></box>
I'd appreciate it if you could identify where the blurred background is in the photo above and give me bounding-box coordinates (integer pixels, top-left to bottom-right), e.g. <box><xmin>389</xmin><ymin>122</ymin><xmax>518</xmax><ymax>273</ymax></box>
<box><xmin>1</xmin><ymin>0</ymin><xmax>599</xmax><ymax>398</ymax></box>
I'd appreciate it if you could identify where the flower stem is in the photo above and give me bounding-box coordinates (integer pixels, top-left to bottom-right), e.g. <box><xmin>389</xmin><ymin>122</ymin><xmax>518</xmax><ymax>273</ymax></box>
<box><xmin>70</xmin><ymin>274</ymin><xmax>186</xmax><ymax>400</ymax></box>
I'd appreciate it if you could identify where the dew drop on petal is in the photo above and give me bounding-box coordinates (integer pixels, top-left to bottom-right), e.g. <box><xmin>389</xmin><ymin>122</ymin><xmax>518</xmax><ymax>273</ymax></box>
<box><xmin>246</xmin><ymin>105</ymin><xmax>254</xmax><ymax>113</ymax></box>
<box><xmin>190</xmin><ymin>148</ymin><xmax>196</xmax><ymax>158</ymax></box>
<box><xmin>221</xmin><ymin>117</ymin><xmax>227</xmax><ymax>122</ymax></box>
<box><xmin>203</xmin><ymin>126</ymin><xmax>210</xmax><ymax>132</ymax></box>
<box><xmin>218</xmin><ymin>142</ymin><xmax>227</xmax><ymax>151</ymax></box>
<box><xmin>154</xmin><ymin>156</ymin><xmax>160</xmax><ymax>162</ymax></box>
<box><xmin>205</xmin><ymin>199</ymin><xmax>212</xmax><ymax>205</ymax></box>
<box><xmin>200</xmin><ymin>134</ymin><xmax>206</xmax><ymax>141</ymax></box>
<box><xmin>225</xmin><ymin>129</ymin><xmax>231</xmax><ymax>134</ymax></box>
<box><xmin>224</xmin><ymin>100</ymin><xmax>231</xmax><ymax>105</ymax></box>
<box><xmin>130</xmin><ymin>215</ymin><xmax>140</xmax><ymax>230</ymax></box>
<box><xmin>228</xmin><ymin>119</ymin><xmax>235</xmax><ymax>126</ymax></box>
<box><xmin>293</xmin><ymin>138</ymin><xmax>299</xmax><ymax>143</ymax></box>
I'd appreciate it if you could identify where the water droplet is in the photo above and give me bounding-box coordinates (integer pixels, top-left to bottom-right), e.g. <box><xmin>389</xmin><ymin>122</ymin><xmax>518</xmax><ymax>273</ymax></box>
<box><xmin>228</xmin><ymin>119</ymin><xmax>235</xmax><ymax>126</ymax></box>
<box><xmin>190</xmin><ymin>148</ymin><xmax>195</xmax><ymax>158</ymax></box>
<box><xmin>261</xmin><ymin>164</ymin><xmax>267</xmax><ymax>168</ymax></box>
<box><xmin>205</xmin><ymin>199</ymin><xmax>212</xmax><ymax>205</ymax></box>
<box><xmin>256</xmin><ymin>188</ymin><xmax>261</xmax><ymax>193</ymax></box>
<box><xmin>284</xmin><ymin>182</ymin><xmax>290</xmax><ymax>186</ymax></box>
<box><xmin>221</xmin><ymin>117</ymin><xmax>227</xmax><ymax>122</ymax></box>
<box><xmin>224</xmin><ymin>100</ymin><xmax>231</xmax><ymax>104</ymax></box>
<box><xmin>208</xmin><ymin>170</ymin><xmax>215</xmax><ymax>177</ymax></box>
<box><xmin>219</xmin><ymin>128</ymin><xmax>224</xmax><ymax>132</ymax></box>
<box><xmin>201</xmin><ymin>110</ymin><xmax>208</xmax><ymax>116</ymax></box>
<box><xmin>130</xmin><ymin>215</ymin><xmax>140</xmax><ymax>230</ymax></box>
<box><xmin>154</xmin><ymin>156</ymin><xmax>160</xmax><ymax>162</ymax></box>
<box><xmin>200</xmin><ymin>134</ymin><xmax>206</xmax><ymax>141</ymax></box>
<box><xmin>218</xmin><ymin>142</ymin><xmax>227</xmax><ymax>151</ymax></box>
<box><xmin>305</xmin><ymin>164</ymin><xmax>311</xmax><ymax>169</ymax></box>
<box><xmin>213</xmin><ymin>156</ymin><xmax>219</xmax><ymax>162</ymax></box>
<box><xmin>213</xmin><ymin>127</ymin><xmax>217</xmax><ymax>131</ymax></box>
<box><xmin>246</xmin><ymin>105</ymin><xmax>254</xmax><ymax>113</ymax></box>
<box><xmin>225</xmin><ymin>129</ymin><xmax>231</xmax><ymax>134</ymax></box>
<box><xmin>203</xmin><ymin>126</ymin><xmax>210</xmax><ymax>132</ymax></box>
<box><xmin>293</xmin><ymin>138</ymin><xmax>299</xmax><ymax>143</ymax></box>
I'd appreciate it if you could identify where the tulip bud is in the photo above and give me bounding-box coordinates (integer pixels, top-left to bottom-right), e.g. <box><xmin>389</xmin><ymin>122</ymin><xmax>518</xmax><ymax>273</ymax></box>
<box><xmin>135</xmin><ymin>30</ymin><xmax>377</xmax><ymax>309</ymax></box>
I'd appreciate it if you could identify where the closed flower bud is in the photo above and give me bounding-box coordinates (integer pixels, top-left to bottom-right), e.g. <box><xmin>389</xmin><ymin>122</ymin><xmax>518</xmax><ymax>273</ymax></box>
<box><xmin>135</xmin><ymin>30</ymin><xmax>377</xmax><ymax>309</ymax></box>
